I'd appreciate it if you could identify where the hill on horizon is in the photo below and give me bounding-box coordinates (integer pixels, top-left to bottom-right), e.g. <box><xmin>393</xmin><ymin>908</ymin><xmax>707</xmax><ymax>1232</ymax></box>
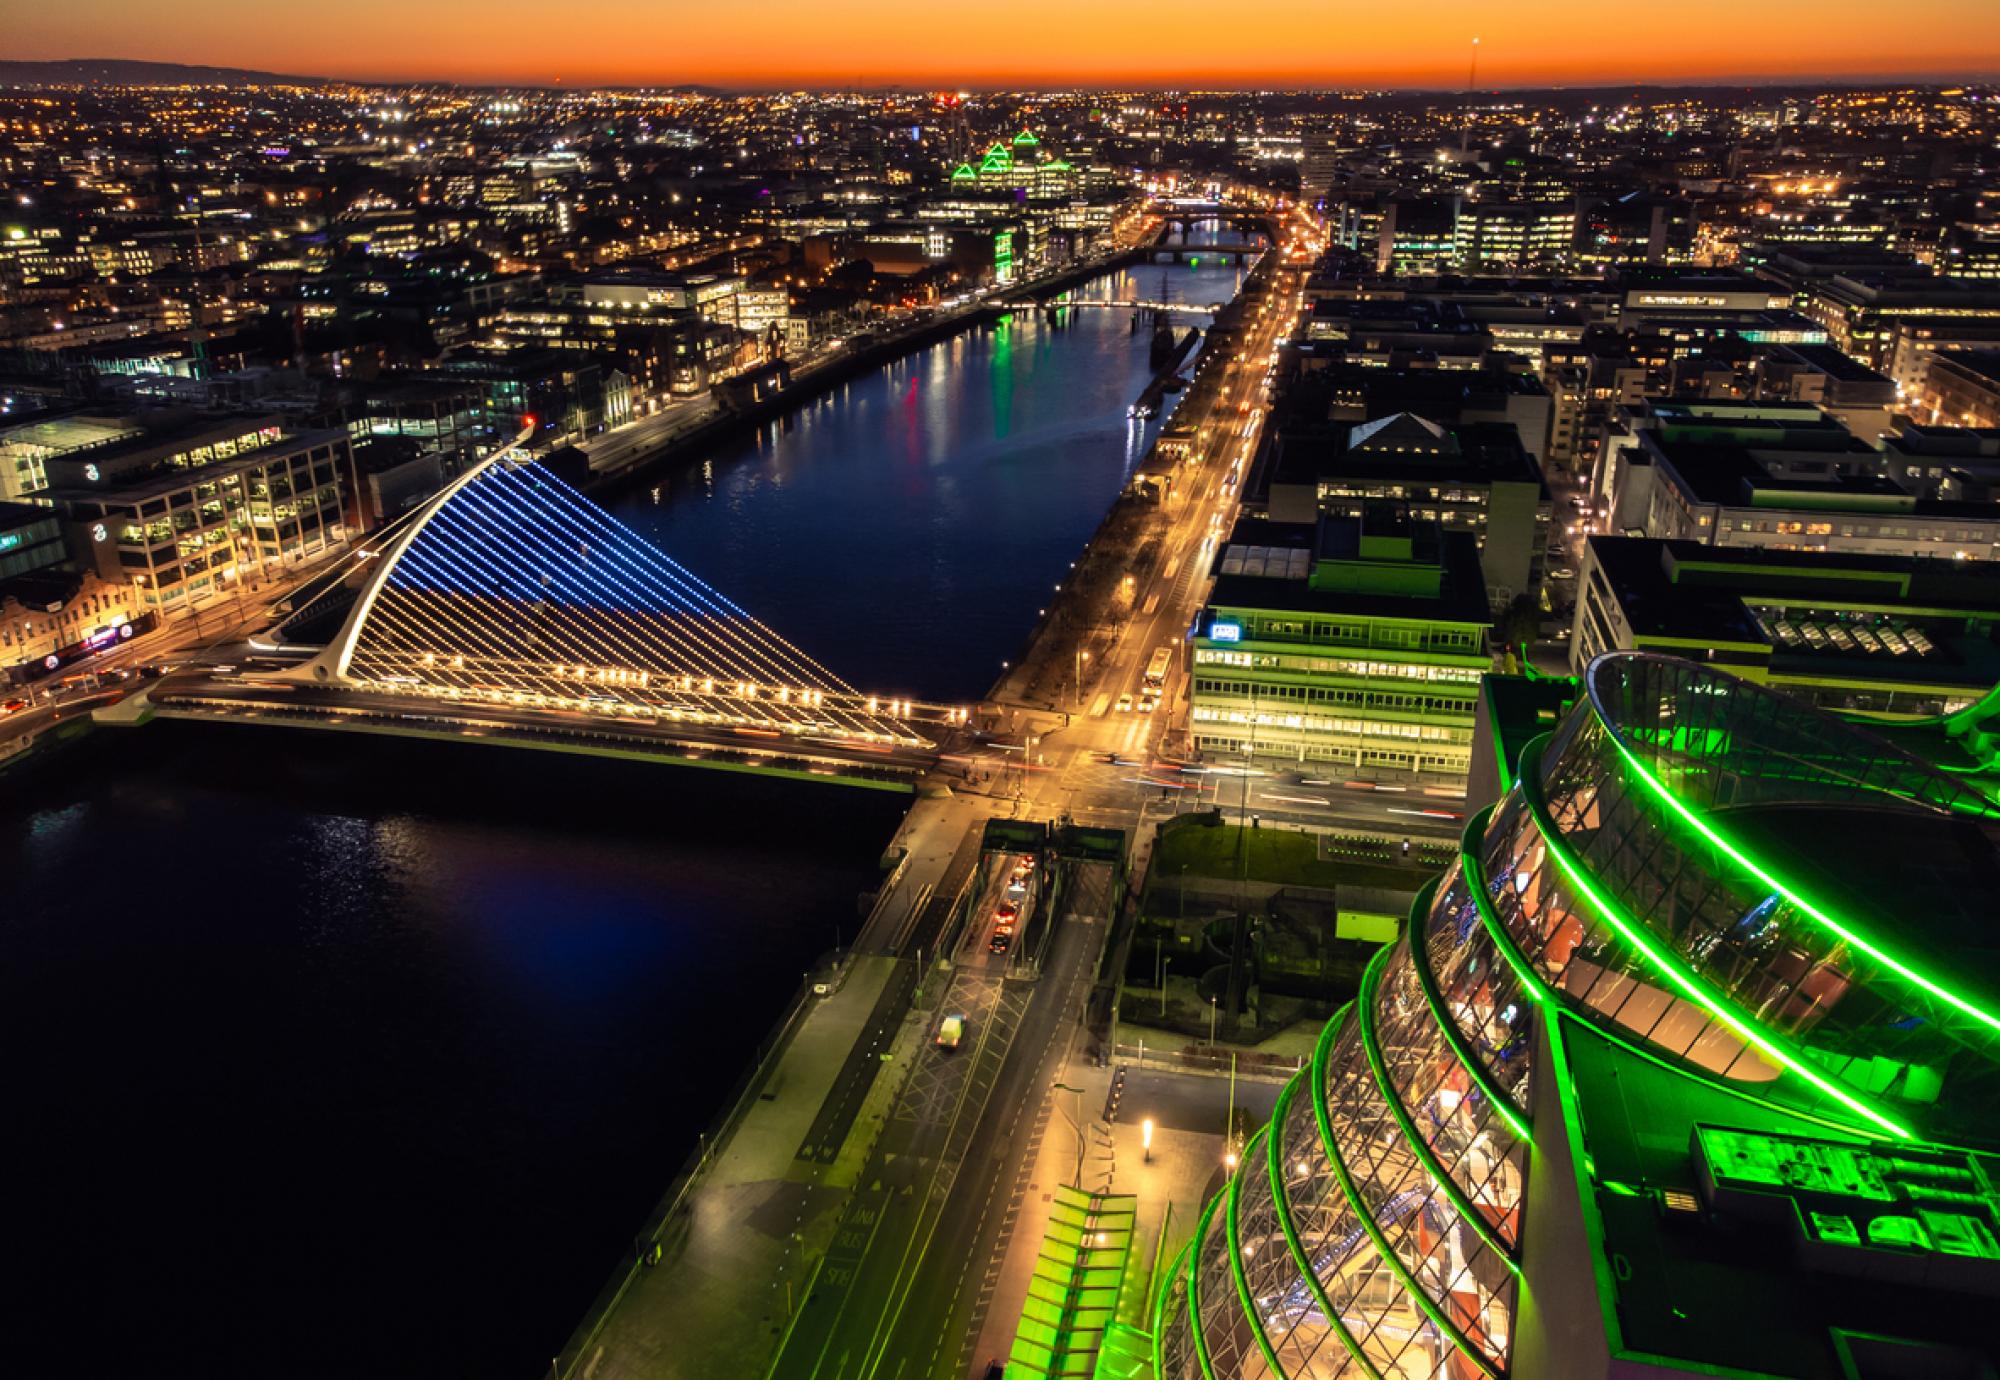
<box><xmin>0</xmin><ymin>58</ymin><xmax>328</xmax><ymax>88</ymax></box>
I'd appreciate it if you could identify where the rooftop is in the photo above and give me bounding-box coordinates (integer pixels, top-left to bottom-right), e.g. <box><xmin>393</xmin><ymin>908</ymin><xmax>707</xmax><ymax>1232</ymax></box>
<box><xmin>1552</xmin><ymin>1012</ymin><xmax>2000</xmax><ymax>1379</ymax></box>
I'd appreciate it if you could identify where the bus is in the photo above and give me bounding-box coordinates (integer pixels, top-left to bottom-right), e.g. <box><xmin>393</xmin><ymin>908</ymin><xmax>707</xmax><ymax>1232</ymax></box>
<box><xmin>1144</xmin><ymin>645</ymin><xmax>1175</xmax><ymax>690</ymax></box>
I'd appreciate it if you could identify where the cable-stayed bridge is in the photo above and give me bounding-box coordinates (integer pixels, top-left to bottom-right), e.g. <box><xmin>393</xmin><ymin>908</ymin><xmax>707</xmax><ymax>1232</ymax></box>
<box><xmin>148</xmin><ymin>430</ymin><xmax>969</xmax><ymax>786</ymax></box>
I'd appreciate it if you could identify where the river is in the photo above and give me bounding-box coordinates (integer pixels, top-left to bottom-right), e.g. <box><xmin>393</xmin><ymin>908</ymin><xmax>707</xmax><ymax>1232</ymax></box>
<box><xmin>607</xmin><ymin>253</ymin><xmax>1250</xmax><ymax>702</ymax></box>
<box><xmin>0</xmin><ymin>239</ymin><xmax>1254</xmax><ymax>1378</ymax></box>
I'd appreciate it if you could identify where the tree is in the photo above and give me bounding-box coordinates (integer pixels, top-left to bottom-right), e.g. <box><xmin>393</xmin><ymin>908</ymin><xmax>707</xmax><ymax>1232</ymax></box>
<box><xmin>1497</xmin><ymin>593</ymin><xmax>1541</xmax><ymax>669</ymax></box>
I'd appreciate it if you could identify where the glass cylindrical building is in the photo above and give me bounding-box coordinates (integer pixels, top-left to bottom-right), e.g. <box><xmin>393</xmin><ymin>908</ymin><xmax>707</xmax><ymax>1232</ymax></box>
<box><xmin>1155</xmin><ymin>652</ymin><xmax>2000</xmax><ymax>1380</ymax></box>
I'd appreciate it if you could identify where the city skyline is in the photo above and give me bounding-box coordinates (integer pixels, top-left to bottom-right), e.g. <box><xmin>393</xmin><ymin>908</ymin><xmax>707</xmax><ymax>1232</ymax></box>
<box><xmin>9</xmin><ymin>53</ymin><xmax>2000</xmax><ymax>1380</ymax></box>
<box><xmin>9</xmin><ymin>0</ymin><xmax>2000</xmax><ymax>90</ymax></box>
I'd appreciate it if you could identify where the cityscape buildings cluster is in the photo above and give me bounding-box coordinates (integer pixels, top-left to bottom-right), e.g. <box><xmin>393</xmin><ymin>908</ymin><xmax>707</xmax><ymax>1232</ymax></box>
<box><xmin>7</xmin><ymin>62</ymin><xmax>2000</xmax><ymax>1380</ymax></box>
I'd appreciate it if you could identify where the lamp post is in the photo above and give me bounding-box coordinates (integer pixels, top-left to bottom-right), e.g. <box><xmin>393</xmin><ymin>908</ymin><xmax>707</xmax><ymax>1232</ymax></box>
<box><xmin>1052</xmin><ymin>1082</ymin><xmax>1088</xmax><ymax>1187</ymax></box>
<box><xmin>1074</xmin><ymin>646</ymin><xmax>1091</xmax><ymax>708</ymax></box>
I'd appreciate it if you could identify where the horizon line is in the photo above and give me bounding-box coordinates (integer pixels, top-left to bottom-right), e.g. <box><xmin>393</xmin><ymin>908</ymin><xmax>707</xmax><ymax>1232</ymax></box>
<box><xmin>8</xmin><ymin>54</ymin><xmax>2000</xmax><ymax>95</ymax></box>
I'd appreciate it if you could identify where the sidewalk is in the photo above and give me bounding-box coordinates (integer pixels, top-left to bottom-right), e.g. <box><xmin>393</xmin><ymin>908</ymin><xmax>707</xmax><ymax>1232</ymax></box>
<box><xmin>965</xmin><ymin>1057</ymin><xmax>1266</xmax><ymax>1376</ymax></box>
<box><xmin>572</xmin><ymin>954</ymin><xmax>904</xmax><ymax>1380</ymax></box>
<box><xmin>563</xmin><ymin>790</ymin><xmax>998</xmax><ymax>1380</ymax></box>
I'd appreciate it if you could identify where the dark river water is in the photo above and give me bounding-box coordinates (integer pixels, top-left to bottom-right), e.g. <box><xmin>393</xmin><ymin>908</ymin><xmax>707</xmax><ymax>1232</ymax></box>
<box><xmin>608</xmin><ymin>254</ymin><xmax>1250</xmax><ymax>701</ymax></box>
<box><xmin>0</xmin><ymin>242</ymin><xmax>1253</xmax><ymax>1377</ymax></box>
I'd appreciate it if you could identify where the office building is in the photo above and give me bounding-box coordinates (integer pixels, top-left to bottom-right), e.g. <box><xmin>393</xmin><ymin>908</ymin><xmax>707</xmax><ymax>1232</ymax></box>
<box><xmin>1262</xmin><ymin>412</ymin><xmax>1550</xmax><ymax>607</ymax></box>
<box><xmin>1920</xmin><ymin>348</ymin><xmax>2000</xmax><ymax>429</ymax></box>
<box><xmin>1452</xmin><ymin>201</ymin><xmax>1577</xmax><ymax>274</ymax></box>
<box><xmin>1188</xmin><ymin>510</ymin><xmax>1491</xmax><ymax>779</ymax></box>
<box><xmin>35</xmin><ymin>413</ymin><xmax>354</xmax><ymax>622</ymax></box>
<box><xmin>1635</xmin><ymin>412</ymin><xmax>2000</xmax><ymax>561</ymax></box>
<box><xmin>1157</xmin><ymin>652</ymin><xmax>2000</xmax><ymax>1380</ymax></box>
<box><xmin>1571</xmin><ymin>534</ymin><xmax>2000</xmax><ymax>717</ymax></box>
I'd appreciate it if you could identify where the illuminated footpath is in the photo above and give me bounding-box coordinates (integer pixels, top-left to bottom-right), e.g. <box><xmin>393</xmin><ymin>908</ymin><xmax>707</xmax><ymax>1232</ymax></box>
<box><xmin>1154</xmin><ymin>651</ymin><xmax>2000</xmax><ymax>1380</ymax></box>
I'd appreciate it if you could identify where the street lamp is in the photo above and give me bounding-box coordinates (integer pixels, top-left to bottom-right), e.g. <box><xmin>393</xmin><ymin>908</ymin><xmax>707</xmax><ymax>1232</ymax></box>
<box><xmin>1052</xmin><ymin>1082</ymin><xmax>1088</xmax><ymax>1187</ymax></box>
<box><xmin>1074</xmin><ymin>646</ymin><xmax>1091</xmax><ymax>707</ymax></box>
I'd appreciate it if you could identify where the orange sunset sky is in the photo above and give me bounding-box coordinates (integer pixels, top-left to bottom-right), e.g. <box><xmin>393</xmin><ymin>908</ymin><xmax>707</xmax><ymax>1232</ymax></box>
<box><xmin>10</xmin><ymin>0</ymin><xmax>2000</xmax><ymax>88</ymax></box>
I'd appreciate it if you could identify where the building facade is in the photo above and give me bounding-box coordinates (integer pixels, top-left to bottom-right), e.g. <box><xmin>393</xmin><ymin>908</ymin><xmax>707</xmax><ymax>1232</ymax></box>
<box><xmin>38</xmin><ymin>415</ymin><xmax>354</xmax><ymax>622</ymax></box>
<box><xmin>1189</xmin><ymin>513</ymin><xmax>1491</xmax><ymax>779</ymax></box>
<box><xmin>1158</xmin><ymin>652</ymin><xmax>2000</xmax><ymax>1380</ymax></box>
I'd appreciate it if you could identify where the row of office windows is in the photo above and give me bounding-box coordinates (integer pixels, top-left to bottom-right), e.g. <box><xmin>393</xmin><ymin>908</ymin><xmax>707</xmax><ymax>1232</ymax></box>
<box><xmin>1211</xmin><ymin>614</ymin><xmax>1483</xmax><ymax>654</ymax></box>
<box><xmin>1195</xmin><ymin>647</ymin><xmax>1486</xmax><ymax>684</ymax></box>
<box><xmin>1193</xmin><ymin>677</ymin><xmax>1475</xmax><ymax>719</ymax></box>
<box><xmin>1190</xmin><ymin>705</ymin><xmax>1473</xmax><ymax>744</ymax></box>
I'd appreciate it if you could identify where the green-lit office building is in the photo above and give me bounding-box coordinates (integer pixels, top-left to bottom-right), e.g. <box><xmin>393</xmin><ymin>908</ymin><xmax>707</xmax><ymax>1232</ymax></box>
<box><xmin>1189</xmin><ymin>510</ymin><xmax>1492</xmax><ymax>780</ymax></box>
<box><xmin>1154</xmin><ymin>652</ymin><xmax>2000</xmax><ymax>1380</ymax></box>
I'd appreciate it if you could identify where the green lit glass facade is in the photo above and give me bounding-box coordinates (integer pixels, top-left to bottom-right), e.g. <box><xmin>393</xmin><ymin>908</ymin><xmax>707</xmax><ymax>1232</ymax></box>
<box><xmin>1156</xmin><ymin>651</ymin><xmax>2000</xmax><ymax>1379</ymax></box>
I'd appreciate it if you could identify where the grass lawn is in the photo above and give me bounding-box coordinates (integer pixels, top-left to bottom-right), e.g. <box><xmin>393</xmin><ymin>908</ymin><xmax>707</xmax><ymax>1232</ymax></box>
<box><xmin>1152</xmin><ymin>821</ymin><xmax>1426</xmax><ymax>891</ymax></box>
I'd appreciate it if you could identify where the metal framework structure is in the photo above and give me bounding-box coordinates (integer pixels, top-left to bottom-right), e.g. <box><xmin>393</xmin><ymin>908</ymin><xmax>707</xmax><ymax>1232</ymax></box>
<box><xmin>1156</xmin><ymin>651</ymin><xmax>2000</xmax><ymax>1380</ymax></box>
<box><xmin>296</xmin><ymin>437</ymin><xmax>966</xmax><ymax>745</ymax></box>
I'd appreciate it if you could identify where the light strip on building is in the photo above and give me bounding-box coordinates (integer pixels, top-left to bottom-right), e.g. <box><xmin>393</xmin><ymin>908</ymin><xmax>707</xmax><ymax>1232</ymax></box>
<box><xmin>1151</xmin><ymin>1239</ymin><xmax>1195</xmax><ymax>1380</ymax></box>
<box><xmin>1184</xmin><ymin>1195</ymin><xmax>1223</xmax><ymax>1380</ymax></box>
<box><xmin>1519</xmin><ymin>737</ymin><xmax>1915</xmax><ymax>1140</ymax></box>
<box><xmin>1459</xmin><ymin>810</ymin><xmax>1556</xmax><ymax>1008</ymax></box>
<box><xmin>1608</xmin><ymin>732</ymin><xmax>2000</xmax><ymax>1043</ymax></box>
<box><xmin>1263</xmin><ymin>1072</ymin><xmax>1386</xmax><ymax>1380</ymax></box>
<box><xmin>1355</xmin><ymin>943</ymin><xmax>1522</xmax><ymax>1270</ymax></box>
<box><xmin>1225</xmin><ymin>1128</ymin><xmax>1289</xmax><ymax>1377</ymax></box>
<box><xmin>1309</xmin><ymin>1010</ymin><xmax>1506</xmax><ymax>1380</ymax></box>
<box><xmin>1402</xmin><ymin>879</ymin><xmax>1535</xmax><ymax>1142</ymax></box>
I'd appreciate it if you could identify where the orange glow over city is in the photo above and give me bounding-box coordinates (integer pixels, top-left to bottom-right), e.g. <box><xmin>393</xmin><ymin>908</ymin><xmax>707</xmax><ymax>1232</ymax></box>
<box><xmin>12</xmin><ymin>0</ymin><xmax>2000</xmax><ymax>87</ymax></box>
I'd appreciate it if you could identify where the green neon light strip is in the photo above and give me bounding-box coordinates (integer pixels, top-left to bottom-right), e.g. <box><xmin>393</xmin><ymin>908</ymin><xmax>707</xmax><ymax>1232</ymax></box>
<box><xmin>1266</xmin><ymin>1068</ymin><xmax>1386</xmax><ymax>1380</ymax></box>
<box><xmin>1402</xmin><ymin>878</ymin><xmax>1535</xmax><ymax>1143</ymax></box>
<box><xmin>1355</xmin><ymin>943</ymin><xmax>1522</xmax><ymax>1271</ymax></box>
<box><xmin>1185</xmin><ymin>1193</ymin><xmax>1222</xmax><ymax>1380</ymax></box>
<box><xmin>1464</xmin><ymin>806</ymin><xmax>1890</xmax><ymax>1144</ymax></box>
<box><xmin>1152</xmin><ymin>1238</ymin><xmax>1193</xmax><ymax>1380</ymax></box>
<box><xmin>1608</xmin><ymin>731</ymin><xmax>2000</xmax><ymax>1043</ymax></box>
<box><xmin>1309</xmin><ymin>1008</ymin><xmax>1506</xmax><ymax>1380</ymax></box>
<box><xmin>1225</xmin><ymin>1127</ymin><xmax>1290</xmax><ymax>1378</ymax></box>
<box><xmin>1516</xmin><ymin>734</ymin><xmax>1915</xmax><ymax>1140</ymax></box>
<box><xmin>1459</xmin><ymin>809</ymin><xmax>1557</xmax><ymax>1009</ymax></box>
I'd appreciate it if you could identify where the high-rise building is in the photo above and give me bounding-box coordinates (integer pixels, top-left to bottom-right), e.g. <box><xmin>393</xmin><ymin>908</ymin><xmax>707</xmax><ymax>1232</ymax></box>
<box><xmin>1156</xmin><ymin>652</ymin><xmax>2000</xmax><ymax>1380</ymax></box>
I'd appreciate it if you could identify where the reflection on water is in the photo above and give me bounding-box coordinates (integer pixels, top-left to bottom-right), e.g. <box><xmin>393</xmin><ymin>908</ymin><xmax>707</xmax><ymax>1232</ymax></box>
<box><xmin>0</xmin><ymin>247</ymin><xmax>1258</xmax><ymax>1377</ymax></box>
<box><xmin>0</xmin><ymin>725</ymin><xmax>902</xmax><ymax>1378</ymax></box>
<box><xmin>609</xmin><ymin>258</ymin><xmax>1248</xmax><ymax>702</ymax></box>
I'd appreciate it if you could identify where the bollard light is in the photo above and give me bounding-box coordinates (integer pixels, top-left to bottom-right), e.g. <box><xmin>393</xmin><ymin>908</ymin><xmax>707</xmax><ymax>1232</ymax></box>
<box><xmin>1142</xmin><ymin>1117</ymin><xmax>1155</xmax><ymax>1163</ymax></box>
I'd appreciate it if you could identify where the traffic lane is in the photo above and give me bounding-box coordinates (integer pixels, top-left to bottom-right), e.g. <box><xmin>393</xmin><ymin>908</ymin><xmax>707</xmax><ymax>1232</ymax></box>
<box><xmin>151</xmin><ymin>677</ymin><xmax>938</xmax><ymax>775</ymax></box>
<box><xmin>0</xmin><ymin>687</ymin><xmax>129</xmax><ymax>742</ymax></box>
<box><xmin>778</xmin><ymin>969</ymin><xmax>1022</xmax><ymax>1380</ymax></box>
<box><xmin>873</xmin><ymin>904</ymin><xmax>1102</xmax><ymax>1380</ymax></box>
<box><xmin>963</xmin><ymin>854</ymin><xmax>1035</xmax><ymax>970</ymax></box>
